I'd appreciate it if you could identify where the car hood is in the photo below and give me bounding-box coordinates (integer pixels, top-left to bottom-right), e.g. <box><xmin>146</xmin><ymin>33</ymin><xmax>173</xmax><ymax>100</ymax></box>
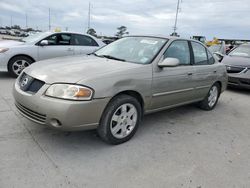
<box><xmin>0</xmin><ymin>40</ymin><xmax>24</xmax><ymax>47</ymax></box>
<box><xmin>24</xmin><ymin>55</ymin><xmax>143</xmax><ymax>84</ymax></box>
<box><xmin>222</xmin><ymin>55</ymin><xmax>250</xmax><ymax>68</ymax></box>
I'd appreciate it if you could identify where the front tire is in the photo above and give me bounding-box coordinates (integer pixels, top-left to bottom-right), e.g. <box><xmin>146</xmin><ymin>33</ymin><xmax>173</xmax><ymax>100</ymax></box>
<box><xmin>98</xmin><ymin>95</ymin><xmax>142</xmax><ymax>145</ymax></box>
<box><xmin>8</xmin><ymin>56</ymin><xmax>34</xmax><ymax>77</ymax></box>
<box><xmin>198</xmin><ymin>83</ymin><xmax>220</xmax><ymax>111</ymax></box>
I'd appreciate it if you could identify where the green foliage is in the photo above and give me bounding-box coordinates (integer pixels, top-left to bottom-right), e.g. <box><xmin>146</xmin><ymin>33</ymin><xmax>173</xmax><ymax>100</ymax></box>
<box><xmin>115</xmin><ymin>26</ymin><xmax>129</xmax><ymax>38</ymax></box>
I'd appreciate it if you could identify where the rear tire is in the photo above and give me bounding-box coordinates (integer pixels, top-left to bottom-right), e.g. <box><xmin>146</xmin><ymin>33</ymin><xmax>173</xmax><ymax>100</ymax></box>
<box><xmin>198</xmin><ymin>83</ymin><xmax>220</xmax><ymax>111</ymax></box>
<box><xmin>98</xmin><ymin>94</ymin><xmax>142</xmax><ymax>145</ymax></box>
<box><xmin>8</xmin><ymin>56</ymin><xmax>34</xmax><ymax>77</ymax></box>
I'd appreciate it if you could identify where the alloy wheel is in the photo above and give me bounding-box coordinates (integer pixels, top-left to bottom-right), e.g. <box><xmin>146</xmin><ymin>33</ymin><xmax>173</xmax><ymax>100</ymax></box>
<box><xmin>110</xmin><ymin>103</ymin><xmax>138</xmax><ymax>139</ymax></box>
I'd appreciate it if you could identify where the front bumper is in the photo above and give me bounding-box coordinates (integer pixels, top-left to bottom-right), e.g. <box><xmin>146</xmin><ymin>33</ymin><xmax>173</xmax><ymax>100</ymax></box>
<box><xmin>13</xmin><ymin>81</ymin><xmax>110</xmax><ymax>131</ymax></box>
<box><xmin>228</xmin><ymin>72</ymin><xmax>250</xmax><ymax>89</ymax></box>
<box><xmin>0</xmin><ymin>52</ymin><xmax>9</xmax><ymax>72</ymax></box>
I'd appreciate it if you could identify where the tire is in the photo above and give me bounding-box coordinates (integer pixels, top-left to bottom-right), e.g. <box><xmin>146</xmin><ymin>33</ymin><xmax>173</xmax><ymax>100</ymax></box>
<box><xmin>198</xmin><ymin>83</ymin><xmax>221</xmax><ymax>111</ymax></box>
<box><xmin>98</xmin><ymin>94</ymin><xmax>142</xmax><ymax>145</ymax></box>
<box><xmin>8</xmin><ymin>56</ymin><xmax>34</xmax><ymax>77</ymax></box>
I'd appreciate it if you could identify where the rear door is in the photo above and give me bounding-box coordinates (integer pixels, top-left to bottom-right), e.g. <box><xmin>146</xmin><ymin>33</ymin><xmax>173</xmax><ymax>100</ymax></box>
<box><xmin>71</xmin><ymin>34</ymin><xmax>100</xmax><ymax>55</ymax></box>
<box><xmin>37</xmin><ymin>33</ymin><xmax>74</xmax><ymax>60</ymax></box>
<box><xmin>191</xmin><ymin>41</ymin><xmax>218</xmax><ymax>98</ymax></box>
<box><xmin>151</xmin><ymin>40</ymin><xmax>197</xmax><ymax>110</ymax></box>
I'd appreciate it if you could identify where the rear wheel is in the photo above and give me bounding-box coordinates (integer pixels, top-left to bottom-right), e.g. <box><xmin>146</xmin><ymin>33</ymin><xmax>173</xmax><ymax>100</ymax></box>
<box><xmin>8</xmin><ymin>56</ymin><xmax>34</xmax><ymax>77</ymax></box>
<box><xmin>98</xmin><ymin>95</ymin><xmax>142</xmax><ymax>145</ymax></box>
<box><xmin>198</xmin><ymin>83</ymin><xmax>220</xmax><ymax>110</ymax></box>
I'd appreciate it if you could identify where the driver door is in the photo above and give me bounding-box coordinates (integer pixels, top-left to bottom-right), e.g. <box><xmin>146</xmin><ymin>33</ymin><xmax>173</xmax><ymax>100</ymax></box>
<box><xmin>151</xmin><ymin>40</ymin><xmax>197</xmax><ymax>110</ymax></box>
<box><xmin>37</xmin><ymin>33</ymin><xmax>75</xmax><ymax>61</ymax></box>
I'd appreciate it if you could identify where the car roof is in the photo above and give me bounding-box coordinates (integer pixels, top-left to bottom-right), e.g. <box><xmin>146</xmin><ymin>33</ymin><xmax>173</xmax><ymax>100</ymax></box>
<box><xmin>47</xmin><ymin>31</ymin><xmax>96</xmax><ymax>38</ymax></box>
<box><xmin>126</xmin><ymin>35</ymin><xmax>204</xmax><ymax>44</ymax></box>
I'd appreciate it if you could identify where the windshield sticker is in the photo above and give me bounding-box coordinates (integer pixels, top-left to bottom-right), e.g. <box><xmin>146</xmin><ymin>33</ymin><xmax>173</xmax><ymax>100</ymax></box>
<box><xmin>140</xmin><ymin>39</ymin><xmax>158</xmax><ymax>45</ymax></box>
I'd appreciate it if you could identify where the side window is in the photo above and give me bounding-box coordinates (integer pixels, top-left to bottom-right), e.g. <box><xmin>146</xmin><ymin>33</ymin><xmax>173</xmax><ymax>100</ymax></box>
<box><xmin>46</xmin><ymin>34</ymin><xmax>57</xmax><ymax>45</ymax></box>
<box><xmin>207</xmin><ymin>50</ymin><xmax>215</xmax><ymax>64</ymax></box>
<box><xmin>191</xmin><ymin>42</ymin><xmax>208</xmax><ymax>65</ymax></box>
<box><xmin>45</xmin><ymin>34</ymin><xmax>71</xmax><ymax>45</ymax></box>
<box><xmin>164</xmin><ymin>40</ymin><xmax>190</xmax><ymax>65</ymax></box>
<box><xmin>73</xmin><ymin>34</ymin><xmax>99</xmax><ymax>46</ymax></box>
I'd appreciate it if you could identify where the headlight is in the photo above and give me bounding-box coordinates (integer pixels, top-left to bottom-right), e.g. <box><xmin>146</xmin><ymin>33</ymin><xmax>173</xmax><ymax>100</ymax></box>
<box><xmin>45</xmin><ymin>84</ymin><xmax>94</xmax><ymax>100</ymax></box>
<box><xmin>0</xmin><ymin>48</ymin><xmax>9</xmax><ymax>53</ymax></box>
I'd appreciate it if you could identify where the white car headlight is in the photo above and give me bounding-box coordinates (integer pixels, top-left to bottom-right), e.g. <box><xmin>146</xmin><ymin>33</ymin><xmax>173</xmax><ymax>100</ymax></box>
<box><xmin>0</xmin><ymin>48</ymin><xmax>9</xmax><ymax>53</ymax></box>
<box><xmin>45</xmin><ymin>84</ymin><xmax>94</xmax><ymax>101</ymax></box>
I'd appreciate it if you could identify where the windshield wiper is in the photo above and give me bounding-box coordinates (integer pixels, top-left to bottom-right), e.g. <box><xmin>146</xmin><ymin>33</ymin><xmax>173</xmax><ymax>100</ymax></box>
<box><xmin>98</xmin><ymin>55</ymin><xmax>126</xmax><ymax>62</ymax></box>
<box><xmin>88</xmin><ymin>53</ymin><xmax>126</xmax><ymax>61</ymax></box>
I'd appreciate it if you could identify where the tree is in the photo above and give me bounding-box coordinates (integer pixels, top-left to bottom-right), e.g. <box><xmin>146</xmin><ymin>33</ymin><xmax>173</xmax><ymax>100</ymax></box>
<box><xmin>115</xmin><ymin>26</ymin><xmax>129</xmax><ymax>38</ymax></box>
<box><xmin>87</xmin><ymin>28</ymin><xmax>97</xmax><ymax>37</ymax></box>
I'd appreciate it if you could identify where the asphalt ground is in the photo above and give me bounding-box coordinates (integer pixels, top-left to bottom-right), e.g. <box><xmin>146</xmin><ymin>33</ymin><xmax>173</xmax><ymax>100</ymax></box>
<box><xmin>0</xmin><ymin>71</ymin><xmax>250</xmax><ymax>188</ymax></box>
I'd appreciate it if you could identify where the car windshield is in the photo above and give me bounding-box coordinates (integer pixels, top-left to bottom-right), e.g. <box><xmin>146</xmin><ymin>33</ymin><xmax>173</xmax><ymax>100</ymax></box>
<box><xmin>209</xmin><ymin>45</ymin><xmax>221</xmax><ymax>53</ymax></box>
<box><xmin>20</xmin><ymin>32</ymin><xmax>50</xmax><ymax>43</ymax></box>
<box><xmin>229</xmin><ymin>45</ymin><xmax>250</xmax><ymax>58</ymax></box>
<box><xmin>95</xmin><ymin>37</ymin><xmax>168</xmax><ymax>64</ymax></box>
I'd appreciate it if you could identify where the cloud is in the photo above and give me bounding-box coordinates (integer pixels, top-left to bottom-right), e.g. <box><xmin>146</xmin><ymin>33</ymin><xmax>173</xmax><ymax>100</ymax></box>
<box><xmin>0</xmin><ymin>0</ymin><xmax>249</xmax><ymax>39</ymax></box>
<box><xmin>0</xmin><ymin>1</ymin><xmax>23</xmax><ymax>13</ymax></box>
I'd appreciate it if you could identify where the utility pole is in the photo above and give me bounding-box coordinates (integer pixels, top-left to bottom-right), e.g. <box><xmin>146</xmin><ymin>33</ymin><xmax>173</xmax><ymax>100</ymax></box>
<box><xmin>49</xmin><ymin>8</ymin><xmax>51</xmax><ymax>31</ymax></box>
<box><xmin>173</xmin><ymin>0</ymin><xmax>181</xmax><ymax>35</ymax></box>
<box><xmin>11</xmin><ymin>15</ymin><xmax>13</xmax><ymax>27</ymax></box>
<box><xmin>25</xmin><ymin>13</ymin><xmax>28</xmax><ymax>28</ymax></box>
<box><xmin>87</xmin><ymin>2</ymin><xmax>91</xmax><ymax>30</ymax></box>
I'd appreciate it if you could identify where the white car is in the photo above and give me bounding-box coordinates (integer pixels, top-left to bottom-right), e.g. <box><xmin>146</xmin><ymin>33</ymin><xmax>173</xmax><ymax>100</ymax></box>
<box><xmin>0</xmin><ymin>31</ymin><xmax>105</xmax><ymax>77</ymax></box>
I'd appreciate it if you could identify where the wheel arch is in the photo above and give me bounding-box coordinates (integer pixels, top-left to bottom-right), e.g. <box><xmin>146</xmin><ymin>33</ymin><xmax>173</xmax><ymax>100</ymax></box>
<box><xmin>109</xmin><ymin>90</ymin><xmax>145</xmax><ymax>111</ymax></box>
<box><xmin>214</xmin><ymin>81</ymin><xmax>222</xmax><ymax>93</ymax></box>
<box><xmin>8</xmin><ymin>54</ymin><xmax>36</xmax><ymax>69</ymax></box>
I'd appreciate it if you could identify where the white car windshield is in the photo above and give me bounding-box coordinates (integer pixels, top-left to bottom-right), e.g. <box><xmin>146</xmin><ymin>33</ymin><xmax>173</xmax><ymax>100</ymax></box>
<box><xmin>229</xmin><ymin>45</ymin><xmax>250</xmax><ymax>58</ymax></box>
<box><xmin>21</xmin><ymin>32</ymin><xmax>50</xmax><ymax>43</ymax></box>
<box><xmin>95</xmin><ymin>37</ymin><xmax>168</xmax><ymax>64</ymax></box>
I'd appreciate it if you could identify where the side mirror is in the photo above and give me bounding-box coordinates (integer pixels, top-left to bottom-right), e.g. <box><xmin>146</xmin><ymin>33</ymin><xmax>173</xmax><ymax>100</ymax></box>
<box><xmin>40</xmin><ymin>40</ymin><xmax>48</xmax><ymax>46</ymax></box>
<box><xmin>213</xmin><ymin>52</ymin><xmax>224</xmax><ymax>62</ymax></box>
<box><xmin>158</xmin><ymin>58</ymin><xmax>180</xmax><ymax>68</ymax></box>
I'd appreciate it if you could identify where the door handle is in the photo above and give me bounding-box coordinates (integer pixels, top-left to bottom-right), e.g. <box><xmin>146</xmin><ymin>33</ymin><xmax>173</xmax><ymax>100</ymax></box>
<box><xmin>187</xmin><ymin>72</ymin><xmax>193</xmax><ymax>76</ymax></box>
<box><xmin>67</xmin><ymin>48</ymin><xmax>74</xmax><ymax>51</ymax></box>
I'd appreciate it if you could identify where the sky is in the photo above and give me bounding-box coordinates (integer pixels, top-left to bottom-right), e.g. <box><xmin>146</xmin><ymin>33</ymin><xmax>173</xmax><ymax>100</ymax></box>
<box><xmin>0</xmin><ymin>0</ymin><xmax>250</xmax><ymax>40</ymax></box>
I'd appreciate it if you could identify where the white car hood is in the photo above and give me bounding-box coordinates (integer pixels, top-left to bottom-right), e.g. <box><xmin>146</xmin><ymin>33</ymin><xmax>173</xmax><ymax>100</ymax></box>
<box><xmin>0</xmin><ymin>40</ymin><xmax>24</xmax><ymax>47</ymax></box>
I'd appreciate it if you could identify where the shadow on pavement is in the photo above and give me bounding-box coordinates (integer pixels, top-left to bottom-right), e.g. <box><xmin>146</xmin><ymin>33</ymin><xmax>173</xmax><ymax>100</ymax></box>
<box><xmin>227</xmin><ymin>86</ymin><xmax>250</xmax><ymax>95</ymax></box>
<box><xmin>0</xmin><ymin>71</ymin><xmax>14</xmax><ymax>79</ymax></box>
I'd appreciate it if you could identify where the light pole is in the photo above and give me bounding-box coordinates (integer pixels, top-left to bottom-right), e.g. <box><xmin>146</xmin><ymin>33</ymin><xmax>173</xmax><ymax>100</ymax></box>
<box><xmin>49</xmin><ymin>8</ymin><xmax>51</xmax><ymax>31</ymax></box>
<box><xmin>173</xmin><ymin>0</ymin><xmax>181</xmax><ymax>35</ymax></box>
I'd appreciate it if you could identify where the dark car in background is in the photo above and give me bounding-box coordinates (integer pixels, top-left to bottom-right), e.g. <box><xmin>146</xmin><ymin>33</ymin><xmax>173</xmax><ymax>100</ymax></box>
<box><xmin>221</xmin><ymin>43</ymin><xmax>250</xmax><ymax>89</ymax></box>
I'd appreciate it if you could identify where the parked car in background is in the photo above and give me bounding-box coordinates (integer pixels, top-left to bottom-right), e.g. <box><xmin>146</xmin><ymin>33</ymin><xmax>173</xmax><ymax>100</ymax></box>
<box><xmin>0</xmin><ymin>31</ymin><xmax>105</xmax><ymax>77</ymax></box>
<box><xmin>221</xmin><ymin>43</ymin><xmax>250</xmax><ymax>89</ymax></box>
<box><xmin>209</xmin><ymin>41</ymin><xmax>226</xmax><ymax>55</ymax></box>
<box><xmin>13</xmin><ymin>36</ymin><xmax>227</xmax><ymax>144</ymax></box>
<box><xmin>0</xmin><ymin>29</ymin><xmax>8</xmax><ymax>34</ymax></box>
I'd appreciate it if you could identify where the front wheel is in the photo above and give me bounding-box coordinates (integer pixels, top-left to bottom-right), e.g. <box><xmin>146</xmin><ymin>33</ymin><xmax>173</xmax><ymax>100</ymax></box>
<box><xmin>98</xmin><ymin>95</ymin><xmax>142</xmax><ymax>145</ymax></box>
<box><xmin>8</xmin><ymin>56</ymin><xmax>33</xmax><ymax>77</ymax></box>
<box><xmin>198</xmin><ymin>83</ymin><xmax>221</xmax><ymax>111</ymax></box>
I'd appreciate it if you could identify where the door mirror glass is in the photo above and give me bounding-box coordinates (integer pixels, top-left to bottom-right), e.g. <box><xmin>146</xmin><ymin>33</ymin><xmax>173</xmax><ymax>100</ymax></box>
<box><xmin>213</xmin><ymin>52</ymin><xmax>224</xmax><ymax>62</ymax></box>
<box><xmin>40</xmin><ymin>40</ymin><xmax>49</xmax><ymax>46</ymax></box>
<box><xmin>158</xmin><ymin>58</ymin><xmax>180</xmax><ymax>68</ymax></box>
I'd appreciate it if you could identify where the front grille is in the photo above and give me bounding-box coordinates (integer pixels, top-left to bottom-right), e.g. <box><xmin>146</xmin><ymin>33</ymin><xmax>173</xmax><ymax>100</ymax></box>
<box><xmin>226</xmin><ymin>66</ymin><xmax>245</xmax><ymax>73</ymax></box>
<box><xmin>240</xmin><ymin>78</ymin><xmax>250</xmax><ymax>85</ymax></box>
<box><xmin>15</xmin><ymin>102</ymin><xmax>46</xmax><ymax>124</ymax></box>
<box><xmin>19</xmin><ymin>72</ymin><xmax>45</xmax><ymax>94</ymax></box>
